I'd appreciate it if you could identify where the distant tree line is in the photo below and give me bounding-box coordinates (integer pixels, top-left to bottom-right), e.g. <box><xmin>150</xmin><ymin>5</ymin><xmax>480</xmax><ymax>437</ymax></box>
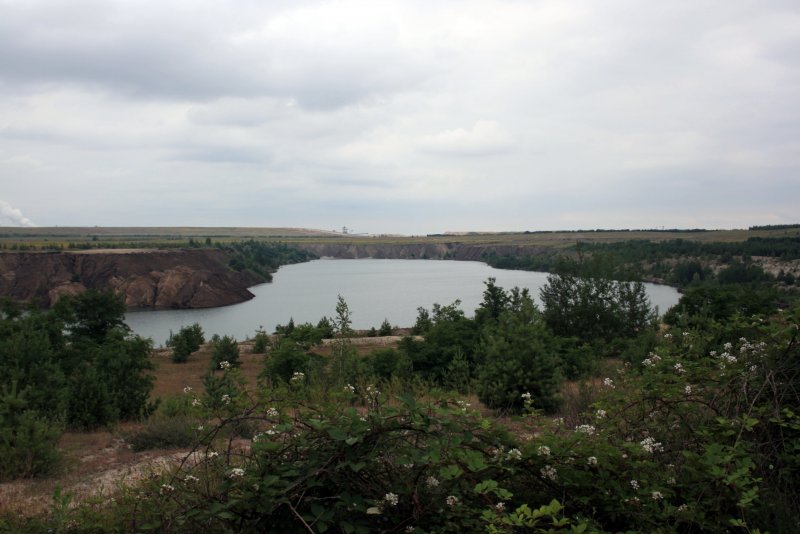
<box><xmin>749</xmin><ymin>223</ymin><xmax>800</xmax><ymax>230</ymax></box>
<box><xmin>483</xmin><ymin>236</ymin><xmax>800</xmax><ymax>289</ymax></box>
<box><xmin>216</xmin><ymin>240</ymin><xmax>317</xmax><ymax>281</ymax></box>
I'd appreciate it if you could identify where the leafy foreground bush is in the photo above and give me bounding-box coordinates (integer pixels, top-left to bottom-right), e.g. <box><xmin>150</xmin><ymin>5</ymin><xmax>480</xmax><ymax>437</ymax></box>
<box><xmin>75</xmin><ymin>389</ymin><xmax>581</xmax><ymax>533</ymax></box>
<box><xmin>8</xmin><ymin>308</ymin><xmax>800</xmax><ymax>533</ymax></box>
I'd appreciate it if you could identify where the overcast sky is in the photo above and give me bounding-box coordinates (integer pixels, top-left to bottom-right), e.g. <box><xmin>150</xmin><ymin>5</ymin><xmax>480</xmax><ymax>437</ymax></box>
<box><xmin>1</xmin><ymin>0</ymin><xmax>798</xmax><ymax>234</ymax></box>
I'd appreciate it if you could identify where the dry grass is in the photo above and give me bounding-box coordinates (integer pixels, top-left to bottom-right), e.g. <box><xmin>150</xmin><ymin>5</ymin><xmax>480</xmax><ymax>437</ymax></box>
<box><xmin>149</xmin><ymin>343</ymin><xmax>265</xmax><ymax>400</ymax></box>
<box><xmin>149</xmin><ymin>337</ymin><xmax>404</xmax><ymax>400</ymax></box>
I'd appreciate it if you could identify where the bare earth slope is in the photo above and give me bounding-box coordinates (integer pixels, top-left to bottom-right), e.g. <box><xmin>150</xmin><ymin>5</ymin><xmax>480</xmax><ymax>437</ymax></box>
<box><xmin>0</xmin><ymin>249</ymin><xmax>264</xmax><ymax>309</ymax></box>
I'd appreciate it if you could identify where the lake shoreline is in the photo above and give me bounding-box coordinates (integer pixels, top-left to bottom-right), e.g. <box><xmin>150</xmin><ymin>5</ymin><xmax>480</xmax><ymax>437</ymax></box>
<box><xmin>125</xmin><ymin>259</ymin><xmax>681</xmax><ymax>346</ymax></box>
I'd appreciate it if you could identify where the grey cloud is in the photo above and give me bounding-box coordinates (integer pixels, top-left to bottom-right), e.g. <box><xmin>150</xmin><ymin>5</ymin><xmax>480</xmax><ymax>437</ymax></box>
<box><xmin>166</xmin><ymin>145</ymin><xmax>270</xmax><ymax>164</ymax></box>
<box><xmin>0</xmin><ymin>1</ymin><xmax>434</xmax><ymax>109</ymax></box>
<box><xmin>1</xmin><ymin>1</ymin><xmax>799</xmax><ymax>234</ymax></box>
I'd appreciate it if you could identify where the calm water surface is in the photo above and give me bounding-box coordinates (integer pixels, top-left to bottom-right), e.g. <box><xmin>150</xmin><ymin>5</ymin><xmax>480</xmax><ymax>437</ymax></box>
<box><xmin>125</xmin><ymin>259</ymin><xmax>681</xmax><ymax>345</ymax></box>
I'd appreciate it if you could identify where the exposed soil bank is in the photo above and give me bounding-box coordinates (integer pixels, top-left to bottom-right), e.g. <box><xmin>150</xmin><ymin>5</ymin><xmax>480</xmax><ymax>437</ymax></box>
<box><xmin>0</xmin><ymin>249</ymin><xmax>264</xmax><ymax>309</ymax></box>
<box><xmin>0</xmin><ymin>244</ymin><xmax>551</xmax><ymax>310</ymax></box>
<box><xmin>295</xmin><ymin>242</ymin><xmax>551</xmax><ymax>261</ymax></box>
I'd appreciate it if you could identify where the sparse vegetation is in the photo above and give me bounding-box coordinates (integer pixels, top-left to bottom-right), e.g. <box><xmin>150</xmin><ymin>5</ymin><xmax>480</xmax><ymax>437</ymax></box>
<box><xmin>1</xmin><ymin>229</ymin><xmax>799</xmax><ymax>531</ymax></box>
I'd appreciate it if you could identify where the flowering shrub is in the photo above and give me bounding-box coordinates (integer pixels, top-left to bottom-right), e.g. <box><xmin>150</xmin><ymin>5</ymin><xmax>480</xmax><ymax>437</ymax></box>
<box><xmin>508</xmin><ymin>310</ymin><xmax>800</xmax><ymax>532</ymax></box>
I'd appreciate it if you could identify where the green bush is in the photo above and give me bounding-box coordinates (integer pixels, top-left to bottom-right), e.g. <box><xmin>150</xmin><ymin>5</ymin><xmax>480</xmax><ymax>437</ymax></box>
<box><xmin>252</xmin><ymin>328</ymin><xmax>269</xmax><ymax>354</ymax></box>
<box><xmin>368</xmin><ymin>348</ymin><xmax>405</xmax><ymax>381</ymax></box>
<box><xmin>167</xmin><ymin>323</ymin><xmax>205</xmax><ymax>363</ymax></box>
<box><xmin>378</xmin><ymin>318</ymin><xmax>393</xmax><ymax>336</ymax></box>
<box><xmin>263</xmin><ymin>339</ymin><xmax>309</xmax><ymax>384</ymax></box>
<box><xmin>0</xmin><ymin>387</ymin><xmax>62</xmax><ymax>480</ymax></box>
<box><xmin>170</xmin><ymin>333</ymin><xmax>192</xmax><ymax>363</ymax></box>
<box><xmin>210</xmin><ymin>335</ymin><xmax>240</xmax><ymax>370</ymax></box>
<box><xmin>476</xmin><ymin>298</ymin><xmax>563</xmax><ymax>413</ymax></box>
<box><xmin>540</xmin><ymin>270</ymin><xmax>654</xmax><ymax>344</ymax></box>
<box><xmin>125</xmin><ymin>415</ymin><xmax>200</xmax><ymax>452</ymax></box>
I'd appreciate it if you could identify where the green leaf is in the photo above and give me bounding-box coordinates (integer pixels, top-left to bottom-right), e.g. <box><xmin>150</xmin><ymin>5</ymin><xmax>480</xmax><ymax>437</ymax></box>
<box><xmin>349</xmin><ymin>462</ymin><xmax>366</xmax><ymax>472</ymax></box>
<box><xmin>440</xmin><ymin>464</ymin><xmax>463</xmax><ymax>480</ymax></box>
<box><xmin>328</xmin><ymin>428</ymin><xmax>348</xmax><ymax>441</ymax></box>
<box><xmin>474</xmin><ymin>480</ymin><xmax>498</xmax><ymax>494</ymax></box>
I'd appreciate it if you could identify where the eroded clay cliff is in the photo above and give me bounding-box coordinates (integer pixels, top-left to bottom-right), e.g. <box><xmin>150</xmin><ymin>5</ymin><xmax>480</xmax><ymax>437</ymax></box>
<box><xmin>0</xmin><ymin>249</ymin><xmax>264</xmax><ymax>309</ymax></box>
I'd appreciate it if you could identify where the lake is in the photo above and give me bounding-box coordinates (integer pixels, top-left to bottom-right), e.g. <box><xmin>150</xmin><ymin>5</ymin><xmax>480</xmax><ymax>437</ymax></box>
<box><xmin>125</xmin><ymin>259</ymin><xmax>681</xmax><ymax>346</ymax></box>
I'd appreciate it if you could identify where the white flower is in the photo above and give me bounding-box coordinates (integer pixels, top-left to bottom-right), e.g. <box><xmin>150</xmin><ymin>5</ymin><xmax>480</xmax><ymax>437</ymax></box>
<box><xmin>221</xmin><ymin>394</ymin><xmax>231</xmax><ymax>405</ymax></box>
<box><xmin>206</xmin><ymin>451</ymin><xmax>219</xmax><ymax>459</ymax></box>
<box><xmin>677</xmin><ymin>504</ymin><xmax>688</xmax><ymax>512</ymax></box>
<box><xmin>404</xmin><ymin>527</ymin><xmax>415</xmax><ymax>533</ymax></box>
<box><xmin>587</xmin><ymin>456</ymin><xmax>598</xmax><ymax>466</ymax></box>
<box><xmin>219</xmin><ymin>361</ymin><xmax>231</xmax><ymax>370</ymax></box>
<box><xmin>425</xmin><ymin>476</ymin><xmax>440</xmax><ymax>488</ymax></box>
<box><xmin>445</xmin><ymin>495</ymin><xmax>459</xmax><ymax>507</ymax></box>
<box><xmin>667</xmin><ymin>477</ymin><xmax>676</xmax><ymax>485</ymax></box>
<box><xmin>552</xmin><ymin>417</ymin><xmax>564</xmax><ymax>426</ymax></box>
<box><xmin>595</xmin><ymin>409</ymin><xmax>607</xmax><ymax>420</ymax></box>
<box><xmin>673</xmin><ymin>363</ymin><xmax>686</xmax><ymax>374</ymax></box>
<box><xmin>252</xmin><ymin>433</ymin><xmax>263</xmax><ymax>443</ymax></box>
<box><xmin>384</xmin><ymin>492</ymin><xmax>399</xmax><ymax>507</ymax></box>
<box><xmin>663</xmin><ymin>333</ymin><xmax>673</xmax><ymax>339</ymax></box>
<box><xmin>506</xmin><ymin>448</ymin><xmax>522</xmax><ymax>461</ymax></box>
<box><xmin>575</xmin><ymin>424</ymin><xmax>596</xmax><ymax>435</ymax></box>
<box><xmin>540</xmin><ymin>465</ymin><xmax>558</xmax><ymax>481</ymax></box>
<box><xmin>684</xmin><ymin>385</ymin><xmax>692</xmax><ymax>395</ymax></box>
<box><xmin>640</xmin><ymin>437</ymin><xmax>664</xmax><ymax>454</ymax></box>
<box><xmin>160</xmin><ymin>484</ymin><xmax>175</xmax><ymax>494</ymax></box>
<box><xmin>651</xmin><ymin>491</ymin><xmax>663</xmax><ymax>500</ymax></box>
<box><xmin>191</xmin><ymin>398</ymin><xmax>201</xmax><ymax>407</ymax></box>
<box><xmin>265</xmin><ymin>407</ymin><xmax>279</xmax><ymax>417</ymax></box>
<box><xmin>183</xmin><ymin>386</ymin><xmax>193</xmax><ymax>394</ymax></box>
<box><xmin>343</xmin><ymin>384</ymin><xmax>355</xmax><ymax>394</ymax></box>
<box><xmin>630</xmin><ymin>479</ymin><xmax>640</xmax><ymax>490</ymax></box>
<box><xmin>537</xmin><ymin>445</ymin><xmax>551</xmax><ymax>457</ymax></box>
<box><xmin>184</xmin><ymin>475</ymin><xmax>199</xmax><ymax>483</ymax></box>
<box><xmin>642</xmin><ymin>353</ymin><xmax>662</xmax><ymax>367</ymax></box>
<box><xmin>229</xmin><ymin>468</ymin><xmax>245</xmax><ymax>479</ymax></box>
<box><xmin>291</xmin><ymin>371</ymin><xmax>305</xmax><ymax>382</ymax></box>
<box><xmin>521</xmin><ymin>392</ymin><xmax>532</xmax><ymax>401</ymax></box>
<box><xmin>494</xmin><ymin>502</ymin><xmax>506</xmax><ymax>512</ymax></box>
<box><xmin>196</xmin><ymin>425</ymin><xmax>204</xmax><ymax>431</ymax></box>
<box><xmin>603</xmin><ymin>378</ymin><xmax>615</xmax><ymax>389</ymax></box>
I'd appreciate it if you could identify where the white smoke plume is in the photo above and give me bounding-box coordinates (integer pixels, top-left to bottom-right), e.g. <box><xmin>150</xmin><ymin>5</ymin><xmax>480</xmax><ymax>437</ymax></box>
<box><xmin>0</xmin><ymin>201</ymin><xmax>36</xmax><ymax>227</ymax></box>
